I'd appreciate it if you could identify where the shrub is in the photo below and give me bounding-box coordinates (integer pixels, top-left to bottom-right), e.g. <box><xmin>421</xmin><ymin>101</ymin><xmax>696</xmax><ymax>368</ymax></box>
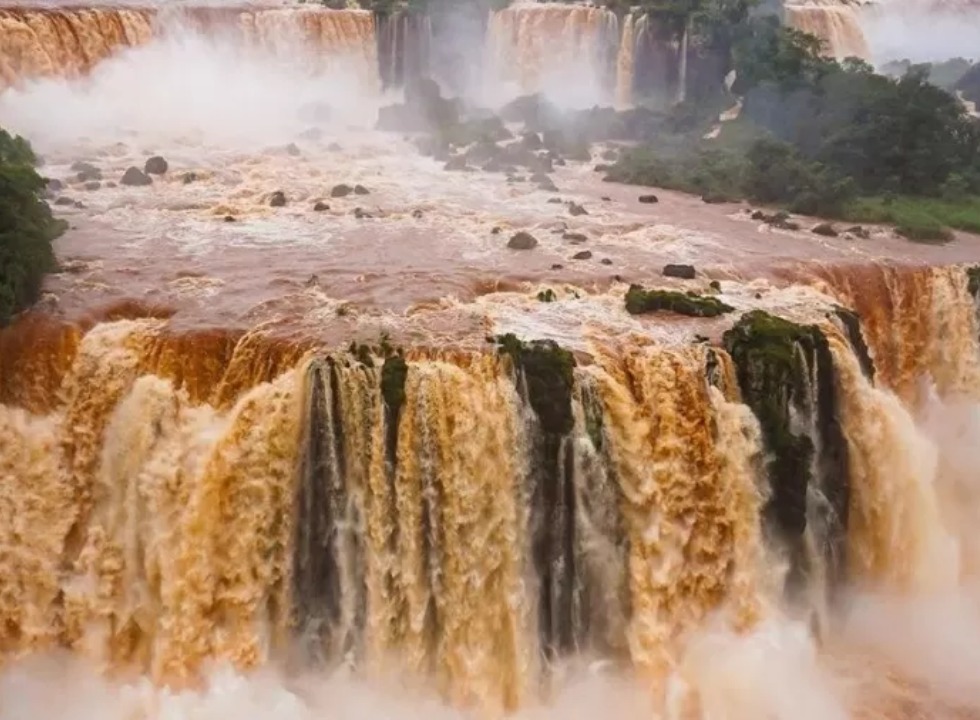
<box><xmin>0</xmin><ymin>128</ymin><xmax>66</xmax><ymax>325</ymax></box>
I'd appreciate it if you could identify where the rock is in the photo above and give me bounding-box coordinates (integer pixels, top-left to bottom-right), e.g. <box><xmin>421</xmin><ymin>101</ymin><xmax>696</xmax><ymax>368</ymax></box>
<box><xmin>106</xmin><ymin>182</ymin><xmax>116</xmax><ymax>188</ymax></box>
<box><xmin>353</xmin><ymin>207</ymin><xmax>373</xmax><ymax>219</ymax></box>
<box><xmin>507</xmin><ymin>231</ymin><xmax>538</xmax><ymax>250</ymax></box>
<box><xmin>601</xmin><ymin>196</ymin><xmax>611</xmax><ymax>201</ymax></box>
<box><xmin>354</xmin><ymin>184</ymin><xmax>370</xmax><ymax>195</ymax></box>
<box><xmin>270</xmin><ymin>191</ymin><xmax>287</xmax><ymax>207</ymax></box>
<box><xmin>224</xmin><ymin>215</ymin><xmax>236</xmax><ymax>222</ymax></box>
<box><xmin>491</xmin><ymin>226</ymin><xmax>501</xmax><ymax>235</ymax></box>
<box><xmin>412</xmin><ymin>209</ymin><xmax>423</xmax><ymax>219</ymax></box>
<box><xmin>709</xmin><ymin>280</ymin><xmax>721</xmax><ymax>291</ymax></box>
<box><xmin>600</xmin><ymin>258</ymin><xmax>613</xmax><ymax>265</ymax></box>
<box><xmin>751</xmin><ymin>210</ymin><xmax>766</xmax><ymax>220</ymax></box>
<box><xmin>73</xmin><ymin>201</ymin><xmax>85</xmax><ymax>209</ymax></box>
<box><xmin>846</xmin><ymin>225</ymin><xmax>870</xmax><ymax>239</ymax></box>
<box><xmin>638</xmin><ymin>194</ymin><xmax>659</xmax><ymax>204</ymax></box>
<box><xmin>521</xmin><ymin>131</ymin><xmax>544</xmax><ymax>150</ymax></box>
<box><xmin>811</xmin><ymin>222</ymin><xmax>838</xmax><ymax>237</ymax></box>
<box><xmin>84</xmin><ymin>181</ymin><xmax>101</xmax><ymax>191</ymax></box>
<box><xmin>551</xmin><ymin>263</ymin><xmax>564</xmax><ymax>270</ymax></box>
<box><xmin>313</xmin><ymin>201</ymin><xmax>330</xmax><ymax>211</ymax></box>
<box><xmin>444</xmin><ymin>156</ymin><xmax>468</xmax><ymax>171</ymax></box>
<box><xmin>701</xmin><ymin>191</ymin><xmax>734</xmax><ymax>204</ymax></box>
<box><xmin>572</xmin><ymin>250</ymin><xmax>593</xmax><ymax>260</ymax></box>
<box><xmin>46</xmin><ymin>178</ymin><xmax>64</xmax><ymax>192</ymax></box>
<box><xmin>71</xmin><ymin>161</ymin><xmax>99</xmax><ymax>174</ymax></box>
<box><xmin>76</xmin><ymin>167</ymin><xmax>102</xmax><ymax>182</ymax></box>
<box><xmin>663</xmin><ymin>264</ymin><xmax>696</xmax><ymax>280</ymax></box>
<box><xmin>567</xmin><ymin>202</ymin><xmax>588</xmax><ymax>217</ymax></box>
<box><xmin>331</xmin><ymin>183</ymin><xmax>353</xmax><ymax>198</ymax></box>
<box><xmin>286</xmin><ymin>143</ymin><xmax>301</xmax><ymax>157</ymax></box>
<box><xmin>547</xmin><ymin>198</ymin><xmax>563</xmax><ymax>204</ymax></box>
<box><xmin>144</xmin><ymin>156</ymin><xmax>168</xmax><ymax>175</ymax></box>
<box><xmin>182</xmin><ymin>172</ymin><xmax>198</xmax><ymax>184</ymax></box>
<box><xmin>594</xmin><ymin>164</ymin><xmax>612</xmax><ymax>173</ymax></box>
<box><xmin>120</xmin><ymin>167</ymin><xmax>152</xmax><ymax>186</ymax></box>
<box><xmin>562</xmin><ymin>232</ymin><xmax>587</xmax><ymax>243</ymax></box>
<box><xmin>54</xmin><ymin>196</ymin><xmax>74</xmax><ymax>206</ymax></box>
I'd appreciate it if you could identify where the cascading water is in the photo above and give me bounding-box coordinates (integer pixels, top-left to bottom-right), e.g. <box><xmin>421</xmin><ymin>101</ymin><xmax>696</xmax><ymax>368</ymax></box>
<box><xmin>3</xmin><ymin>0</ymin><xmax>980</xmax><ymax>716</ymax></box>
<box><xmin>2</xmin><ymin>261</ymin><xmax>980</xmax><ymax>717</ymax></box>
<box><xmin>0</xmin><ymin>5</ymin><xmax>379</xmax><ymax>90</ymax></box>
<box><xmin>783</xmin><ymin>1</ymin><xmax>871</xmax><ymax>60</ymax></box>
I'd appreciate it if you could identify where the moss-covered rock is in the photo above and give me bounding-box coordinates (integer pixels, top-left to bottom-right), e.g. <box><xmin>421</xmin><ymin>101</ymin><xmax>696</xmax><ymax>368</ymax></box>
<box><xmin>723</xmin><ymin>310</ymin><xmax>850</xmax><ymax>602</ymax></box>
<box><xmin>381</xmin><ymin>355</ymin><xmax>408</xmax><ymax>416</ymax></box>
<box><xmin>625</xmin><ymin>284</ymin><xmax>735</xmax><ymax>317</ymax></box>
<box><xmin>495</xmin><ymin>333</ymin><xmax>575</xmax><ymax>435</ymax></box>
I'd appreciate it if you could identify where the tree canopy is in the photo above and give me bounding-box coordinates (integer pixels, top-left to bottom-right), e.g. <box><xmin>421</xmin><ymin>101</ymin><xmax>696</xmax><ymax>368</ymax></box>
<box><xmin>0</xmin><ymin>128</ymin><xmax>65</xmax><ymax>325</ymax></box>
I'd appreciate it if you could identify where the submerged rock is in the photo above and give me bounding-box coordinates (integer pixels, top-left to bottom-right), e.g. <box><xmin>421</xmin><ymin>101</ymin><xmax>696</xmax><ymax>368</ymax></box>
<box><xmin>270</xmin><ymin>191</ymin><xmax>287</xmax><ymax>207</ymax></box>
<box><xmin>54</xmin><ymin>196</ymin><xmax>75</xmax><ymax>206</ymax></box>
<box><xmin>331</xmin><ymin>184</ymin><xmax>353</xmax><ymax>198</ymax></box>
<box><xmin>812</xmin><ymin>222</ymin><xmax>838</xmax><ymax>237</ymax></box>
<box><xmin>313</xmin><ymin>201</ymin><xmax>330</xmax><ymax>212</ymax></box>
<box><xmin>567</xmin><ymin>202</ymin><xmax>588</xmax><ymax>217</ymax></box>
<box><xmin>354</xmin><ymin>184</ymin><xmax>370</xmax><ymax>195</ymax></box>
<box><xmin>638</xmin><ymin>194</ymin><xmax>659</xmax><ymax>204</ymax></box>
<box><xmin>144</xmin><ymin>156</ymin><xmax>168</xmax><ymax>175</ymax></box>
<box><xmin>507</xmin><ymin>231</ymin><xmax>538</xmax><ymax>250</ymax></box>
<box><xmin>120</xmin><ymin>167</ymin><xmax>152</xmax><ymax>186</ymax></box>
<box><xmin>572</xmin><ymin>250</ymin><xmax>593</xmax><ymax>260</ymax></box>
<box><xmin>83</xmin><ymin>181</ymin><xmax>101</xmax><ymax>191</ymax></box>
<box><xmin>663</xmin><ymin>264</ymin><xmax>696</xmax><ymax>280</ymax></box>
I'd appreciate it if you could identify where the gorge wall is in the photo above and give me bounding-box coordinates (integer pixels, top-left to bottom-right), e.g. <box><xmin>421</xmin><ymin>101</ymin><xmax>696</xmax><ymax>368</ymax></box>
<box><xmin>0</xmin><ymin>1</ymin><xmax>876</xmax><ymax>105</ymax></box>
<box><xmin>1</xmin><ymin>263</ymin><xmax>979</xmax><ymax>713</ymax></box>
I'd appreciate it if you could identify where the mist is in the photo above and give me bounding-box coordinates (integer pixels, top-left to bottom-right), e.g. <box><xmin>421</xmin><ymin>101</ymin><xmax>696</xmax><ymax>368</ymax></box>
<box><xmin>860</xmin><ymin>3</ymin><xmax>980</xmax><ymax>64</ymax></box>
<box><xmin>0</xmin><ymin>16</ymin><xmax>386</xmax><ymax>155</ymax></box>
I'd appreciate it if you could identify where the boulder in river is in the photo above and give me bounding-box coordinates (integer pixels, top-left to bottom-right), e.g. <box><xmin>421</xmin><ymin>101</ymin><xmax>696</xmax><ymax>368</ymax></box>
<box><xmin>567</xmin><ymin>202</ymin><xmax>588</xmax><ymax>217</ymax></box>
<box><xmin>313</xmin><ymin>201</ymin><xmax>330</xmax><ymax>212</ymax></box>
<box><xmin>270</xmin><ymin>191</ymin><xmax>287</xmax><ymax>207</ymax></box>
<box><xmin>144</xmin><ymin>156</ymin><xmax>168</xmax><ymax>175</ymax></box>
<box><xmin>572</xmin><ymin>250</ymin><xmax>593</xmax><ymax>260</ymax></box>
<box><xmin>120</xmin><ymin>167</ymin><xmax>152</xmax><ymax>186</ymax></box>
<box><xmin>331</xmin><ymin>183</ymin><xmax>353</xmax><ymax>198</ymax></box>
<box><xmin>662</xmin><ymin>263</ymin><xmax>696</xmax><ymax>280</ymax></box>
<box><xmin>507</xmin><ymin>231</ymin><xmax>538</xmax><ymax>250</ymax></box>
<box><xmin>354</xmin><ymin>184</ymin><xmax>370</xmax><ymax>195</ymax></box>
<box><xmin>638</xmin><ymin>194</ymin><xmax>659</xmax><ymax>204</ymax></box>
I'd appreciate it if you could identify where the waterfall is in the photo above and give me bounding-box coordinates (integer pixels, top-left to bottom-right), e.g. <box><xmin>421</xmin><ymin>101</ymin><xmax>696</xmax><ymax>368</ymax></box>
<box><xmin>3</xmin><ymin>263</ymin><xmax>979</xmax><ymax>713</ymax></box>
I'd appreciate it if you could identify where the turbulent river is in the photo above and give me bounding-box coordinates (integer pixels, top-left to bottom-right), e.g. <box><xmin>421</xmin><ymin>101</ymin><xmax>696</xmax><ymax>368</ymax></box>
<box><xmin>2</xmin><ymin>3</ymin><xmax>980</xmax><ymax>720</ymax></box>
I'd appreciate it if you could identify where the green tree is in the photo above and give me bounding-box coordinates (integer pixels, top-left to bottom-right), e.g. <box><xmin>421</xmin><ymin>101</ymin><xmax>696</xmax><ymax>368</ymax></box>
<box><xmin>0</xmin><ymin>128</ymin><xmax>65</xmax><ymax>325</ymax></box>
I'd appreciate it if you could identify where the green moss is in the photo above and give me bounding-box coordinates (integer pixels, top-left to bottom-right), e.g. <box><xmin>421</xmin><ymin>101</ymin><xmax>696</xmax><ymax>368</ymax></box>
<box><xmin>625</xmin><ymin>284</ymin><xmax>735</xmax><ymax>317</ymax></box>
<box><xmin>723</xmin><ymin>310</ymin><xmax>819</xmax><ymax>583</ymax></box>
<box><xmin>495</xmin><ymin>333</ymin><xmax>575</xmax><ymax>435</ymax></box>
